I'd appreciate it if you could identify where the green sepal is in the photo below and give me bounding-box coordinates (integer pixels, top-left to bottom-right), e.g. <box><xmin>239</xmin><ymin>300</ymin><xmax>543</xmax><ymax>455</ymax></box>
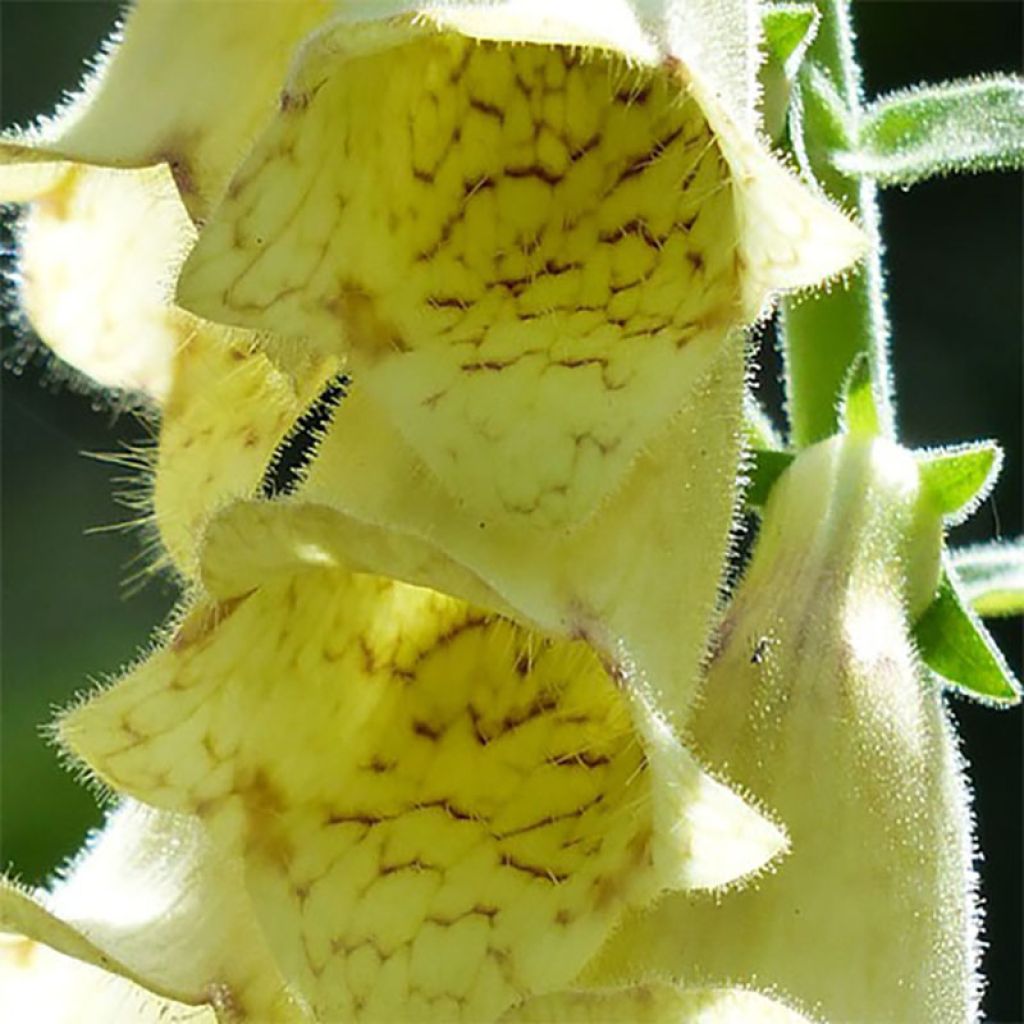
<box><xmin>759</xmin><ymin>3</ymin><xmax>820</xmax><ymax>144</ymax></box>
<box><xmin>838</xmin><ymin>353</ymin><xmax>880</xmax><ymax>437</ymax></box>
<box><xmin>917</xmin><ymin>441</ymin><xmax>1002</xmax><ymax>524</ymax></box>
<box><xmin>951</xmin><ymin>540</ymin><xmax>1024</xmax><ymax>618</ymax></box>
<box><xmin>913</xmin><ymin>565</ymin><xmax>1020</xmax><ymax>705</ymax></box>
<box><xmin>746</xmin><ymin>448</ymin><xmax>795</xmax><ymax>509</ymax></box>
<box><xmin>835</xmin><ymin>76</ymin><xmax>1024</xmax><ymax>187</ymax></box>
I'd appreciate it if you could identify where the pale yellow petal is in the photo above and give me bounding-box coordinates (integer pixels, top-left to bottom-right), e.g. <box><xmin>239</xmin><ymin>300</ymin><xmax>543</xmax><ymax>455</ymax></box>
<box><xmin>61</xmin><ymin>563</ymin><xmax>780</xmax><ymax>1022</ymax></box>
<box><xmin>704</xmin><ymin>92</ymin><xmax>867</xmax><ymax>314</ymax></box>
<box><xmin>0</xmin><ymin>880</ymin><xmax>142</xmax><ymax>988</ymax></box>
<box><xmin>153</xmin><ymin>330</ymin><xmax>338</xmax><ymax>575</ymax></box>
<box><xmin>178</xmin><ymin>27</ymin><xmax>749</xmax><ymax>528</ymax></box>
<box><xmin>499</xmin><ymin>982</ymin><xmax>814</xmax><ymax>1023</ymax></box>
<box><xmin>200</xmin><ymin>498</ymin><xmax>517</xmax><ymax>620</ymax></box>
<box><xmin>11</xmin><ymin>164</ymin><xmax>189</xmax><ymax>399</ymax></box>
<box><xmin>0</xmin><ymin>935</ymin><xmax>212</xmax><ymax>1024</ymax></box>
<box><xmin>36</xmin><ymin>801</ymin><xmax>306</xmax><ymax>1021</ymax></box>
<box><xmin>0</xmin><ymin>159</ymin><xmax>70</xmax><ymax>202</ymax></box>
<box><xmin>421</xmin><ymin>0</ymin><xmax>658</xmax><ymax>59</ymax></box>
<box><xmin>0</xmin><ymin>803</ymin><xmax>305</xmax><ymax>1020</ymax></box>
<box><xmin>1</xmin><ymin>0</ymin><xmax>332</xmax><ymax>220</ymax></box>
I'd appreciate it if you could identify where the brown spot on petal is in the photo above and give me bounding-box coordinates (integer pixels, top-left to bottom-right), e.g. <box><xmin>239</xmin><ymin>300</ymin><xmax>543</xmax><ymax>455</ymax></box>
<box><xmin>240</xmin><ymin>769</ymin><xmax>293</xmax><ymax>869</ymax></box>
<box><xmin>326</xmin><ymin>282</ymin><xmax>409</xmax><ymax>360</ymax></box>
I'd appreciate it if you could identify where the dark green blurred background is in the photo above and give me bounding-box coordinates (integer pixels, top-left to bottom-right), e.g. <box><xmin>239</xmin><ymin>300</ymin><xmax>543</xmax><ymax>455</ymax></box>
<box><xmin>0</xmin><ymin>2</ymin><xmax>1020</xmax><ymax>1020</ymax></box>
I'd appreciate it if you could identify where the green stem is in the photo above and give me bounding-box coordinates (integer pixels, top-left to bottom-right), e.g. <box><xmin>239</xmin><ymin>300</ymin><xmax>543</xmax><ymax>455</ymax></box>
<box><xmin>779</xmin><ymin>0</ymin><xmax>894</xmax><ymax>448</ymax></box>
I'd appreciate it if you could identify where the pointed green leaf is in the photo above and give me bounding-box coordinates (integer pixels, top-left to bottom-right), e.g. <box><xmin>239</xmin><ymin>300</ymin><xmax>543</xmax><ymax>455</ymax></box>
<box><xmin>838</xmin><ymin>353</ymin><xmax>879</xmax><ymax>437</ymax></box>
<box><xmin>796</xmin><ymin>62</ymin><xmax>854</xmax><ymax>151</ymax></box>
<box><xmin>762</xmin><ymin>3</ymin><xmax>820</xmax><ymax>76</ymax></box>
<box><xmin>951</xmin><ymin>540</ymin><xmax>1024</xmax><ymax>618</ymax></box>
<box><xmin>746</xmin><ymin>449</ymin><xmax>795</xmax><ymax>509</ymax></box>
<box><xmin>913</xmin><ymin>567</ymin><xmax>1020</xmax><ymax>704</ymax></box>
<box><xmin>836</xmin><ymin>76</ymin><xmax>1024</xmax><ymax>186</ymax></box>
<box><xmin>917</xmin><ymin>441</ymin><xmax>1002</xmax><ymax>524</ymax></box>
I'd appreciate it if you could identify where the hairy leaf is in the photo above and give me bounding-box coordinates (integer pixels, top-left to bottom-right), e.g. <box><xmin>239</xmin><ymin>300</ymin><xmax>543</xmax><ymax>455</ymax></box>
<box><xmin>836</xmin><ymin>76</ymin><xmax>1024</xmax><ymax>185</ymax></box>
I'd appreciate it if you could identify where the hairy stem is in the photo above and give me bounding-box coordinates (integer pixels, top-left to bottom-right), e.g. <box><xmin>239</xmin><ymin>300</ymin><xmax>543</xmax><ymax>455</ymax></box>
<box><xmin>779</xmin><ymin>0</ymin><xmax>894</xmax><ymax>447</ymax></box>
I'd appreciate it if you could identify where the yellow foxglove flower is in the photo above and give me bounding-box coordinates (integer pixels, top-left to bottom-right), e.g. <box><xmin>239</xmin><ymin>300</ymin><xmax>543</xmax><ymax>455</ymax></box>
<box><xmin>173</xmin><ymin>1</ymin><xmax>863</xmax><ymax>525</ymax></box>
<box><xmin>57</xmin><ymin>542</ymin><xmax>785</xmax><ymax>1022</ymax></box>
<box><xmin>581</xmin><ymin>434</ymin><xmax>980</xmax><ymax>1023</ymax></box>
<box><xmin>169</xmin><ymin>1</ymin><xmax>864</xmax><ymax>723</ymax></box>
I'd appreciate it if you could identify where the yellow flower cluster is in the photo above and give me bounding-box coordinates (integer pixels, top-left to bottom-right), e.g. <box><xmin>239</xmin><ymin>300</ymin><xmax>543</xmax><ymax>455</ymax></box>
<box><xmin>0</xmin><ymin>3</ymin><xmax>910</xmax><ymax>1023</ymax></box>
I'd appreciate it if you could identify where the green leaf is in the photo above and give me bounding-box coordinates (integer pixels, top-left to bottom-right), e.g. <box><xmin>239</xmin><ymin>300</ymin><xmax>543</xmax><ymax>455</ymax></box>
<box><xmin>951</xmin><ymin>540</ymin><xmax>1024</xmax><ymax>618</ymax></box>
<box><xmin>917</xmin><ymin>441</ymin><xmax>1002</xmax><ymax>524</ymax></box>
<box><xmin>838</xmin><ymin>353</ymin><xmax>879</xmax><ymax>437</ymax></box>
<box><xmin>746</xmin><ymin>449</ymin><xmax>795</xmax><ymax>509</ymax></box>
<box><xmin>913</xmin><ymin>567</ymin><xmax>1020</xmax><ymax>704</ymax></box>
<box><xmin>796</xmin><ymin>62</ymin><xmax>854</xmax><ymax>164</ymax></box>
<box><xmin>835</xmin><ymin>76</ymin><xmax>1024</xmax><ymax>186</ymax></box>
<box><xmin>762</xmin><ymin>2</ymin><xmax>820</xmax><ymax>75</ymax></box>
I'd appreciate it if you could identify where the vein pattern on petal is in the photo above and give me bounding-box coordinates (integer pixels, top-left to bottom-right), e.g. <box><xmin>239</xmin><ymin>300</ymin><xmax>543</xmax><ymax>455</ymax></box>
<box><xmin>181</xmin><ymin>30</ymin><xmax>746</xmax><ymax>527</ymax></box>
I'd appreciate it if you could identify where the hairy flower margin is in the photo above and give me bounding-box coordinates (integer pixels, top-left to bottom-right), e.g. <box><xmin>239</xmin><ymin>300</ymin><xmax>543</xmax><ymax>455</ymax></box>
<box><xmin>9</xmin><ymin>3</ymin><xmax>1003</xmax><ymax>1023</ymax></box>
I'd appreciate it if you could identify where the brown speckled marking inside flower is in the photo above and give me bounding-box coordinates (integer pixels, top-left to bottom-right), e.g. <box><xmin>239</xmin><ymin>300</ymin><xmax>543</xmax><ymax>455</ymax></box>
<box><xmin>180</xmin><ymin>36</ymin><xmax>741</xmax><ymax>525</ymax></box>
<box><xmin>61</xmin><ymin>569</ymin><xmax>671</xmax><ymax>1022</ymax></box>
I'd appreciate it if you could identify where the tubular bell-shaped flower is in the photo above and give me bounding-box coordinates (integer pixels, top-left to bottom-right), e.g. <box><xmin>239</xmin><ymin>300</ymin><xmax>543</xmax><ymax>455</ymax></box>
<box><xmin>48</xmin><ymin>547</ymin><xmax>787</xmax><ymax>1021</ymax></box>
<box><xmin>581</xmin><ymin>433</ymin><xmax>981</xmax><ymax>1022</ymax></box>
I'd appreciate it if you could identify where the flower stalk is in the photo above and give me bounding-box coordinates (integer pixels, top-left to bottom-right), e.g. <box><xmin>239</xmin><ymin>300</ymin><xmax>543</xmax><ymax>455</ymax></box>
<box><xmin>779</xmin><ymin>0</ymin><xmax>894</xmax><ymax>445</ymax></box>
